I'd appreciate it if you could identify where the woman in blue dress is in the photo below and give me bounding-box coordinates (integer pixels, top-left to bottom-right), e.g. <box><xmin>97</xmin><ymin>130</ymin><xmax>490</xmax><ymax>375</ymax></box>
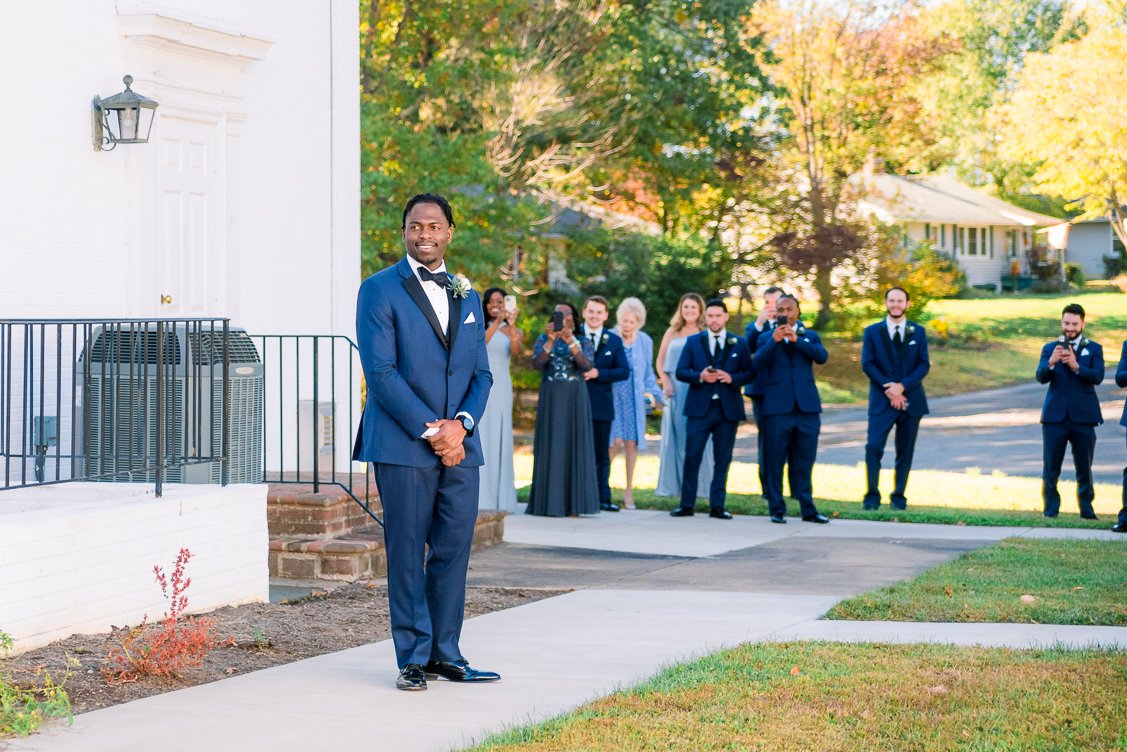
<box><xmin>609</xmin><ymin>297</ymin><xmax>664</xmax><ymax>509</ymax></box>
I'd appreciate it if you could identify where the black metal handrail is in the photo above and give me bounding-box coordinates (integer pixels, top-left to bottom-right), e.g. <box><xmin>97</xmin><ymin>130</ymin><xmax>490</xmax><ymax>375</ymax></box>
<box><xmin>0</xmin><ymin>318</ymin><xmax>231</xmax><ymax>497</ymax></box>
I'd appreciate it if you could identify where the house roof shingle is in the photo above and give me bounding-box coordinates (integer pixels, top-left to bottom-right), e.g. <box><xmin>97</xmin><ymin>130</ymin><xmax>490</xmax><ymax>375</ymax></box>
<box><xmin>854</xmin><ymin>173</ymin><xmax>1062</xmax><ymax>227</ymax></box>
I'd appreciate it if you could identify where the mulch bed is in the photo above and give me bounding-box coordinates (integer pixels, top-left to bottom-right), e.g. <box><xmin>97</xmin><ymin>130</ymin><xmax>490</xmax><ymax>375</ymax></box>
<box><xmin>2</xmin><ymin>584</ymin><xmax>561</xmax><ymax>715</ymax></box>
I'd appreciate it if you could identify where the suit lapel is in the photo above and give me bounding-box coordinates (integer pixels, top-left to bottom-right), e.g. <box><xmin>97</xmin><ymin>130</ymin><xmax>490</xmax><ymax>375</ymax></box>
<box><xmin>447</xmin><ymin>289</ymin><xmax>462</xmax><ymax>352</ymax></box>
<box><xmin>879</xmin><ymin>325</ymin><xmax>896</xmax><ymax>366</ymax></box>
<box><xmin>401</xmin><ymin>274</ymin><xmax>449</xmax><ymax>350</ymax></box>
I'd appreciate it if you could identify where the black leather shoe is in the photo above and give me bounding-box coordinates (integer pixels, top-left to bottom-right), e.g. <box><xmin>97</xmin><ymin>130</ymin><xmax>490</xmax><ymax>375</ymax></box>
<box><xmin>769</xmin><ymin>514</ymin><xmax>786</xmax><ymax>524</ymax></box>
<box><xmin>709</xmin><ymin>509</ymin><xmax>732</xmax><ymax>520</ymax></box>
<box><xmin>1044</xmin><ymin>512</ymin><xmax>1059</xmax><ymax>518</ymax></box>
<box><xmin>802</xmin><ymin>513</ymin><xmax>830</xmax><ymax>524</ymax></box>
<box><xmin>670</xmin><ymin>508</ymin><xmax>695</xmax><ymax>517</ymax></box>
<box><xmin>862</xmin><ymin>502</ymin><xmax>879</xmax><ymax>511</ymax></box>
<box><xmin>425</xmin><ymin>659</ymin><xmax>500</xmax><ymax>683</ymax></box>
<box><xmin>1080</xmin><ymin>511</ymin><xmax>1099</xmax><ymax>520</ymax></box>
<box><xmin>396</xmin><ymin>664</ymin><xmax>427</xmax><ymax>691</ymax></box>
<box><xmin>600</xmin><ymin>501</ymin><xmax>620</xmax><ymax>512</ymax></box>
<box><xmin>1112</xmin><ymin>522</ymin><xmax>1126</xmax><ymax>533</ymax></box>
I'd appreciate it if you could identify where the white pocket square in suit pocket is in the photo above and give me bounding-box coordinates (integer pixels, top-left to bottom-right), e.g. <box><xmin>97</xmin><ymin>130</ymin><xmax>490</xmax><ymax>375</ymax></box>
<box><xmin>463</xmin><ymin>312</ymin><xmax>476</xmax><ymax>324</ymax></box>
<box><xmin>603</xmin><ymin>350</ymin><xmax>611</xmax><ymax>356</ymax></box>
<box><xmin>1081</xmin><ymin>347</ymin><xmax>1089</xmax><ymax>356</ymax></box>
<box><xmin>909</xmin><ymin>340</ymin><xmax>917</xmax><ymax>346</ymax></box>
<box><xmin>730</xmin><ymin>352</ymin><xmax>737</xmax><ymax>358</ymax></box>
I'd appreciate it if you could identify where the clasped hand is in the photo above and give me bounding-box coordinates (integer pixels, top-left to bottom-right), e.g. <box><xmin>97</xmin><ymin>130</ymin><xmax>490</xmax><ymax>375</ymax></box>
<box><xmin>1049</xmin><ymin>345</ymin><xmax>1078</xmax><ymax>371</ymax></box>
<box><xmin>883</xmin><ymin>382</ymin><xmax>907</xmax><ymax>411</ymax></box>
<box><xmin>701</xmin><ymin>368</ymin><xmax>732</xmax><ymax>384</ymax></box>
<box><xmin>425</xmin><ymin>419</ymin><xmax>467</xmax><ymax>467</ymax></box>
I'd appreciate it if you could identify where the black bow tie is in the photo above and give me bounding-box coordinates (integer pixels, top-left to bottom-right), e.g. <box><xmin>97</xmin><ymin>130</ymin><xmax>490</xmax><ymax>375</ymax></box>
<box><xmin>418</xmin><ymin>267</ymin><xmax>451</xmax><ymax>287</ymax></box>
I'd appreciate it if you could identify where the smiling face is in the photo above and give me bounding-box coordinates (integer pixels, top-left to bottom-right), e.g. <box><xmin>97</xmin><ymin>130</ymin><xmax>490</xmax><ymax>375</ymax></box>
<box><xmin>485</xmin><ymin>291</ymin><xmax>505</xmax><ymax>321</ymax></box>
<box><xmin>583</xmin><ymin>300</ymin><xmax>609</xmax><ymax>330</ymax></box>
<box><xmin>704</xmin><ymin>304</ymin><xmax>729</xmax><ymax>333</ymax></box>
<box><xmin>774</xmin><ymin>297</ymin><xmax>798</xmax><ymax>327</ymax></box>
<box><xmin>1061</xmin><ymin>312</ymin><xmax>1085</xmax><ymax>339</ymax></box>
<box><xmin>402</xmin><ymin>201</ymin><xmax>453</xmax><ymax>269</ymax></box>
<box><xmin>885</xmin><ymin>289</ymin><xmax>908</xmax><ymax>321</ymax></box>
<box><xmin>681</xmin><ymin>297</ymin><xmax>702</xmax><ymax>326</ymax></box>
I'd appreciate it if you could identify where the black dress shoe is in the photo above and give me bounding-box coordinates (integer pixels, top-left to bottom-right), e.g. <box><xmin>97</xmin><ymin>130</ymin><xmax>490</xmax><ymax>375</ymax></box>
<box><xmin>709</xmin><ymin>509</ymin><xmax>732</xmax><ymax>520</ymax></box>
<box><xmin>1044</xmin><ymin>512</ymin><xmax>1059</xmax><ymax>518</ymax></box>
<box><xmin>1112</xmin><ymin>522</ymin><xmax>1126</xmax><ymax>533</ymax></box>
<box><xmin>1080</xmin><ymin>511</ymin><xmax>1099</xmax><ymax>520</ymax></box>
<box><xmin>670</xmin><ymin>508</ymin><xmax>695</xmax><ymax>517</ymax></box>
<box><xmin>425</xmin><ymin>659</ymin><xmax>501</xmax><ymax>683</ymax></box>
<box><xmin>396</xmin><ymin>664</ymin><xmax>427</xmax><ymax>691</ymax></box>
<box><xmin>600</xmin><ymin>501</ymin><xmax>620</xmax><ymax>512</ymax></box>
<box><xmin>769</xmin><ymin>514</ymin><xmax>786</xmax><ymax>524</ymax></box>
<box><xmin>802</xmin><ymin>513</ymin><xmax>830</xmax><ymax>524</ymax></box>
<box><xmin>861</xmin><ymin>503</ymin><xmax>879</xmax><ymax>511</ymax></box>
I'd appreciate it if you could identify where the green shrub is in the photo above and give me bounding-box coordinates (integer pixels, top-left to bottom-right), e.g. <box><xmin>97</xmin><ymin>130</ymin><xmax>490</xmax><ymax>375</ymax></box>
<box><xmin>0</xmin><ymin>630</ymin><xmax>73</xmax><ymax>738</ymax></box>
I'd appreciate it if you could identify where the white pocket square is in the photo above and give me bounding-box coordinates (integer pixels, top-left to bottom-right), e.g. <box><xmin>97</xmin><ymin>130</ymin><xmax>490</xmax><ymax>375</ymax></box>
<box><xmin>463</xmin><ymin>312</ymin><xmax>476</xmax><ymax>324</ymax></box>
<box><xmin>604</xmin><ymin>350</ymin><xmax>611</xmax><ymax>356</ymax></box>
<box><xmin>1081</xmin><ymin>347</ymin><xmax>1089</xmax><ymax>356</ymax></box>
<box><xmin>909</xmin><ymin>340</ymin><xmax>917</xmax><ymax>346</ymax></box>
<box><xmin>730</xmin><ymin>352</ymin><xmax>737</xmax><ymax>357</ymax></box>
<box><xmin>803</xmin><ymin>337</ymin><xmax>810</xmax><ymax>342</ymax></box>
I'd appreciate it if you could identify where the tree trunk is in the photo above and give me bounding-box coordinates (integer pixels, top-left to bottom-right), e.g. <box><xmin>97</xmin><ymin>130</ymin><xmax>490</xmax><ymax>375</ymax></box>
<box><xmin>813</xmin><ymin>263</ymin><xmax>833</xmax><ymax>330</ymax></box>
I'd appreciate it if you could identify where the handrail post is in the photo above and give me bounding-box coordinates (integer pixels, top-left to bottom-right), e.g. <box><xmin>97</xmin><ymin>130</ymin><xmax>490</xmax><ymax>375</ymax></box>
<box><xmin>312</xmin><ymin>336</ymin><xmax>319</xmax><ymax>493</ymax></box>
<box><xmin>155</xmin><ymin>320</ymin><xmax>164</xmax><ymax>498</ymax></box>
<box><xmin>222</xmin><ymin>319</ymin><xmax>230</xmax><ymax>486</ymax></box>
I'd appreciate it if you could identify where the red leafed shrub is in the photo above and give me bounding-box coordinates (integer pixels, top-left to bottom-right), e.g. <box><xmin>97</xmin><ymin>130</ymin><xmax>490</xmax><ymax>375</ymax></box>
<box><xmin>103</xmin><ymin>548</ymin><xmax>217</xmax><ymax>684</ymax></box>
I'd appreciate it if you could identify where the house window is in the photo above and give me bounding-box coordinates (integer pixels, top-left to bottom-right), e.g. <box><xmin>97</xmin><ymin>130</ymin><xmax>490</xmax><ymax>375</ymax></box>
<box><xmin>968</xmin><ymin>227</ymin><xmax>977</xmax><ymax>256</ymax></box>
<box><xmin>953</xmin><ymin>224</ymin><xmax>960</xmax><ymax>254</ymax></box>
<box><xmin>1007</xmin><ymin>230</ymin><xmax>1017</xmax><ymax>258</ymax></box>
<box><xmin>941</xmin><ymin>224</ymin><xmax>946</xmax><ymax>249</ymax></box>
<box><xmin>925</xmin><ymin>223</ymin><xmax>931</xmax><ymax>241</ymax></box>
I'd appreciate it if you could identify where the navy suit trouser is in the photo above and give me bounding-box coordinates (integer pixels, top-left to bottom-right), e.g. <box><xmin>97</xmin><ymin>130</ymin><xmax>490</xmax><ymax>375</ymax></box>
<box><xmin>1041</xmin><ymin>419</ymin><xmax>1096</xmax><ymax>517</ymax></box>
<box><xmin>752</xmin><ymin>395</ymin><xmax>766</xmax><ymax>494</ymax></box>
<box><xmin>863</xmin><ymin>409</ymin><xmax>922</xmax><ymax>509</ymax></box>
<box><xmin>762</xmin><ymin>411</ymin><xmax>820</xmax><ymax>519</ymax></box>
<box><xmin>374</xmin><ymin>462</ymin><xmax>479</xmax><ymax>669</ymax></box>
<box><xmin>592</xmin><ymin>419</ymin><xmax>613</xmax><ymax>504</ymax></box>
<box><xmin>1120</xmin><ymin>433</ymin><xmax>1127</xmax><ymax>526</ymax></box>
<box><xmin>680</xmin><ymin>400</ymin><xmax>738</xmax><ymax>512</ymax></box>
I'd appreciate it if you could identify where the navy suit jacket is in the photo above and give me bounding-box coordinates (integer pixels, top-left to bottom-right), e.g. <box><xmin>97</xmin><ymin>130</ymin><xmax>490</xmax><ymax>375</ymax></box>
<box><xmin>754</xmin><ymin>326</ymin><xmax>828</xmax><ymax>416</ymax></box>
<box><xmin>861</xmin><ymin>320</ymin><xmax>930</xmax><ymax>418</ymax></box>
<box><xmin>742</xmin><ymin>320</ymin><xmax>773</xmax><ymax>398</ymax></box>
<box><xmin>1117</xmin><ymin>340</ymin><xmax>1127</xmax><ymax>427</ymax></box>
<box><xmin>1035</xmin><ymin>338</ymin><xmax>1104</xmax><ymax>425</ymax></box>
<box><xmin>675</xmin><ymin>330</ymin><xmax>754</xmax><ymax>421</ymax></box>
<box><xmin>352</xmin><ymin>258</ymin><xmax>493</xmax><ymax>467</ymax></box>
<box><xmin>578</xmin><ymin>326</ymin><xmax>630</xmax><ymax>418</ymax></box>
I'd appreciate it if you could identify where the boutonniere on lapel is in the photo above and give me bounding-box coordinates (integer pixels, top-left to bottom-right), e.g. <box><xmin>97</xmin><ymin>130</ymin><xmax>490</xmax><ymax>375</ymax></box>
<box><xmin>726</xmin><ymin>336</ymin><xmax>737</xmax><ymax>347</ymax></box>
<box><xmin>795</xmin><ymin>321</ymin><xmax>806</xmax><ymax>335</ymax></box>
<box><xmin>599</xmin><ymin>333</ymin><xmax>609</xmax><ymax>348</ymax></box>
<box><xmin>450</xmin><ymin>273</ymin><xmax>471</xmax><ymax>299</ymax></box>
<box><xmin>1079</xmin><ymin>337</ymin><xmax>1090</xmax><ymax>356</ymax></box>
<box><xmin>906</xmin><ymin>324</ymin><xmax>916</xmax><ymax>335</ymax></box>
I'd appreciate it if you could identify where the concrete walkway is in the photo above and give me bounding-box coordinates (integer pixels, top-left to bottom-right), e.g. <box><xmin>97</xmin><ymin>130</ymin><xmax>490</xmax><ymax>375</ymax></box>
<box><xmin>13</xmin><ymin>513</ymin><xmax>1126</xmax><ymax>752</ymax></box>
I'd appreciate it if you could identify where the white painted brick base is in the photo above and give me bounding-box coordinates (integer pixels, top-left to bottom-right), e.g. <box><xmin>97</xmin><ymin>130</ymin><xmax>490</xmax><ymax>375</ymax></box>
<box><xmin>0</xmin><ymin>483</ymin><xmax>268</xmax><ymax>654</ymax></box>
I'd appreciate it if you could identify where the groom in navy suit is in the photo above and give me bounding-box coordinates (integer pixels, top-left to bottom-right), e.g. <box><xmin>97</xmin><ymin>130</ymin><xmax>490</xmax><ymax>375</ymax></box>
<box><xmin>672</xmin><ymin>298</ymin><xmax>755</xmax><ymax>519</ymax></box>
<box><xmin>1037</xmin><ymin>302</ymin><xmax>1104</xmax><ymax>520</ymax></box>
<box><xmin>860</xmin><ymin>287</ymin><xmax>930</xmax><ymax>510</ymax></box>
<box><xmin>352</xmin><ymin>193</ymin><xmax>498</xmax><ymax>691</ymax></box>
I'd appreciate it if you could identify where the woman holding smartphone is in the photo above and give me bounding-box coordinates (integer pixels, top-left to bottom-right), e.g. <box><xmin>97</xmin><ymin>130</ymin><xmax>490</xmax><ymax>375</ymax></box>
<box><xmin>477</xmin><ymin>287</ymin><xmax>524</xmax><ymax>511</ymax></box>
<box><xmin>527</xmin><ymin>302</ymin><xmax>599</xmax><ymax>516</ymax></box>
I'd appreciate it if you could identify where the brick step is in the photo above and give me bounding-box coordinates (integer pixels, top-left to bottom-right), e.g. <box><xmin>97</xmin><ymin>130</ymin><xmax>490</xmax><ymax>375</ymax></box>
<box><xmin>269</xmin><ymin>509</ymin><xmax>507</xmax><ymax>582</ymax></box>
<box><xmin>267</xmin><ymin>478</ymin><xmax>382</xmax><ymax>538</ymax></box>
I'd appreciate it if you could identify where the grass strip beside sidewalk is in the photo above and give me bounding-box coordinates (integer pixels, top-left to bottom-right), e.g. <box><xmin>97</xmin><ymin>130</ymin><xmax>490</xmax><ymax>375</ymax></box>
<box><xmin>468</xmin><ymin>642</ymin><xmax>1127</xmax><ymax>752</ymax></box>
<box><xmin>827</xmin><ymin>538</ymin><xmax>1127</xmax><ymax>625</ymax></box>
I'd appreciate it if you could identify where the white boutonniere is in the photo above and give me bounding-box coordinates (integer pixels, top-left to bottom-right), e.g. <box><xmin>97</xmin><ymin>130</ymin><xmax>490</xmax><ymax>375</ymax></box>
<box><xmin>727</xmin><ymin>336</ymin><xmax>737</xmax><ymax>346</ymax></box>
<box><xmin>795</xmin><ymin>322</ymin><xmax>806</xmax><ymax>335</ymax></box>
<box><xmin>907</xmin><ymin>324</ymin><xmax>916</xmax><ymax>335</ymax></box>
<box><xmin>451</xmin><ymin>273</ymin><xmax>471</xmax><ymax>299</ymax></box>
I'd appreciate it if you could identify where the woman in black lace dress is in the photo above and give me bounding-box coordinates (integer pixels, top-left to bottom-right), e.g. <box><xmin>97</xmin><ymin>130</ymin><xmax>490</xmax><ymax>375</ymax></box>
<box><xmin>526</xmin><ymin>302</ymin><xmax>600</xmax><ymax>516</ymax></box>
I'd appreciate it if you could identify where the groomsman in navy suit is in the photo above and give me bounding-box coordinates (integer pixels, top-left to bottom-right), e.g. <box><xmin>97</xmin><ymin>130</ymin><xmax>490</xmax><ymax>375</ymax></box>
<box><xmin>744</xmin><ymin>286</ymin><xmax>784</xmax><ymax>494</ymax></box>
<box><xmin>754</xmin><ymin>295</ymin><xmax>830</xmax><ymax>524</ymax></box>
<box><xmin>1036</xmin><ymin>303</ymin><xmax>1104</xmax><ymax>520</ymax></box>
<box><xmin>860</xmin><ymin>287</ymin><xmax>930</xmax><ymax>510</ymax></box>
<box><xmin>673</xmin><ymin>298</ymin><xmax>755</xmax><ymax>518</ymax></box>
<box><xmin>1114</xmin><ymin>339</ymin><xmax>1127</xmax><ymax>533</ymax></box>
<box><xmin>578</xmin><ymin>295</ymin><xmax>630</xmax><ymax>511</ymax></box>
<box><xmin>353</xmin><ymin>194</ymin><xmax>498</xmax><ymax>691</ymax></box>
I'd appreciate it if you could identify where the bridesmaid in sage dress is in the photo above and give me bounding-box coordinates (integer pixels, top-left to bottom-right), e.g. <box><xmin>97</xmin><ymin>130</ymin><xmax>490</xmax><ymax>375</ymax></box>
<box><xmin>527</xmin><ymin>302</ymin><xmax>600</xmax><ymax>516</ymax></box>
<box><xmin>477</xmin><ymin>288</ymin><xmax>523</xmax><ymax>511</ymax></box>
<box><xmin>655</xmin><ymin>293</ymin><xmax>714</xmax><ymax>498</ymax></box>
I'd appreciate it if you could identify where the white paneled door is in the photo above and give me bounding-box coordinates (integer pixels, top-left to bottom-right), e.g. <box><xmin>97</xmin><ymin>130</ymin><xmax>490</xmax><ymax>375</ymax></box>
<box><xmin>154</xmin><ymin>117</ymin><xmax>223</xmax><ymax>318</ymax></box>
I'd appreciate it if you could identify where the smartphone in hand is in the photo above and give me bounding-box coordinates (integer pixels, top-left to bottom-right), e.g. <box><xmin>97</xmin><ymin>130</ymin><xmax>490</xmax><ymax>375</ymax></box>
<box><xmin>504</xmin><ymin>295</ymin><xmax>517</xmax><ymax>313</ymax></box>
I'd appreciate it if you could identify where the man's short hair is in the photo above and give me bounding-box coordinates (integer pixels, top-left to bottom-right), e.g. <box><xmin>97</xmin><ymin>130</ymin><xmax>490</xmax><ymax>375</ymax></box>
<box><xmin>885</xmin><ymin>286</ymin><xmax>910</xmax><ymax>301</ymax></box>
<box><xmin>1062</xmin><ymin>303</ymin><xmax>1086</xmax><ymax>320</ymax></box>
<box><xmin>584</xmin><ymin>295</ymin><xmax>610</xmax><ymax>312</ymax></box>
<box><xmin>705</xmin><ymin>297</ymin><xmax>727</xmax><ymax>312</ymax></box>
<box><xmin>402</xmin><ymin>193</ymin><xmax>455</xmax><ymax>229</ymax></box>
<box><xmin>776</xmin><ymin>294</ymin><xmax>800</xmax><ymax>309</ymax></box>
<box><xmin>763</xmin><ymin>286</ymin><xmax>785</xmax><ymax>299</ymax></box>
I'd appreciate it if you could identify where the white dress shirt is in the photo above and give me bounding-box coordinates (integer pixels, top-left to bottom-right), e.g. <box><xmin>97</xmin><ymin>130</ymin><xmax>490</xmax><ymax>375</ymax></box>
<box><xmin>885</xmin><ymin>316</ymin><xmax>907</xmax><ymax>341</ymax></box>
<box><xmin>586</xmin><ymin>327</ymin><xmax>603</xmax><ymax>348</ymax></box>
<box><xmin>406</xmin><ymin>255</ymin><xmax>450</xmax><ymax>335</ymax></box>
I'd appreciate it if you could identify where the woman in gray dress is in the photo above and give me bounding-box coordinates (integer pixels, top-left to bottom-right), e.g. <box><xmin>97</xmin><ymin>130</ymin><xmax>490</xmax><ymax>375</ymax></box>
<box><xmin>477</xmin><ymin>288</ymin><xmax>523</xmax><ymax>511</ymax></box>
<box><xmin>527</xmin><ymin>302</ymin><xmax>600</xmax><ymax>516</ymax></box>
<box><xmin>655</xmin><ymin>293</ymin><xmax>714</xmax><ymax>498</ymax></box>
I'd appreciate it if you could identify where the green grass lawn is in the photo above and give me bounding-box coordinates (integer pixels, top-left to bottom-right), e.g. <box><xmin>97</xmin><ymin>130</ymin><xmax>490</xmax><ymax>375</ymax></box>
<box><xmin>514</xmin><ymin>454</ymin><xmax>1120</xmax><ymax>527</ymax></box>
<box><xmin>817</xmin><ymin>291</ymin><xmax>1127</xmax><ymax>403</ymax></box>
<box><xmin>827</xmin><ymin>538</ymin><xmax>1127</xmax><ymax>625</ymax></box>
<box><xmin>466</xmin><ymin>642</ymin><xmax>1127</xmax><ymax>751</ymax></box>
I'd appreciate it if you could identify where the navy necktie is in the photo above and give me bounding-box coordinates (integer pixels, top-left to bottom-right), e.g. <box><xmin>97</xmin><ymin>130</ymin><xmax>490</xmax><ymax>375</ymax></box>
<box><xmin>892</xmin><ymin>325</ymin><xmax>902</xmax><ymax>348</ymax></box>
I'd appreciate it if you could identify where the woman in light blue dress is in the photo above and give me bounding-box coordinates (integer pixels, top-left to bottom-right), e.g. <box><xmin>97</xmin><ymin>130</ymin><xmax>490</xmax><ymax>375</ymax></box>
<box><xmin>609</xmin><ymin>298</ymin><xmax>664</xmax><ymax>509</ymax></box>
<box><xmin>477</xmin><ymin>288</ymin><xmax>523</xmax><ymax>511</ymax></box>
<box><xmin>655</xmin><ymin>293</ymin><xmax>714</xmax><ymax>498</ymax></box>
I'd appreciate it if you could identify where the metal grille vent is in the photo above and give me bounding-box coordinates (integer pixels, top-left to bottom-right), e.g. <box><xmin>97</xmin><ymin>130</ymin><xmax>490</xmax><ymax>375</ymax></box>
<box><xmin>85</xmin><ymin>376</ymin><xmax>185</xmax><ymax>482</ymax></box>
<box><xmin>188</xmin><ymin>330</ymin><xmax>261</xmax><ymax>365</ymax></box>
<box><xmin>86</xmin><ymin>330</ymin><xmax>181</xmax><ymax>365</ymax></box>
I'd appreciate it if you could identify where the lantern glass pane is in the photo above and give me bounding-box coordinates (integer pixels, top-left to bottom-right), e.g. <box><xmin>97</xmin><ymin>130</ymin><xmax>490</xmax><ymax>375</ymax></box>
<box><xmin>119</xmin><ymin>107</ymin><xmax>139</xmax><ymax>141</ymax></box>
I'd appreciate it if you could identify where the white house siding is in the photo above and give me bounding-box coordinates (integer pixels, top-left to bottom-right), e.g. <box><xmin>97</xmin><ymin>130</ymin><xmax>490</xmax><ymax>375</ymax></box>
<box><xmin>1067</xmin><ymin>223</ymin><xmax>1112</xmax><ymax>279</ymax></box>
<box><xmin>0</xmin><ymin>2</ymin><xmax>361</xmax><ymax>478</ymax></box>
<box><xmin>909</xmin><ymin>222</ymin><xmax>1006</xmax><ymax>288</ymax></box>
